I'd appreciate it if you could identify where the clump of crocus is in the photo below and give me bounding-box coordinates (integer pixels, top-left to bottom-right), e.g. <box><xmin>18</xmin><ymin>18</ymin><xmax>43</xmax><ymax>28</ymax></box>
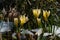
<box><xmin>32</xmin><ymin>9</ymin><xmax>41</xmax><ymax>18</ymax></box>
<box><xmin>14</xmin><ymin>18</ymin><xmax>18</xmax><ymax>27</ymax></box>
<box><xmin>43</xmin><ymin>10</ymin><xmax>50</xmax><ymax>21</ymax></box>
<box><xmin>19</xmin><ymin>14</ymin><xmax>29</xmax><ymax>26</ymax></box>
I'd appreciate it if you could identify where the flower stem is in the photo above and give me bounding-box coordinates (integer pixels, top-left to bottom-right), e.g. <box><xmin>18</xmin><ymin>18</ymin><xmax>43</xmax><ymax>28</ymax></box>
<box><xmin>0</xmin><ymin>33</ymin><xmax>2</xmax><ymax>40</ymax></box>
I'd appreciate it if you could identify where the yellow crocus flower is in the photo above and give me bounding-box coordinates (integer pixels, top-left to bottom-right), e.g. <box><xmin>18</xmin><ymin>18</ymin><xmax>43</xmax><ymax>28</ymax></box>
<box><xmin>43</xmin><ymin>10</ymin><xmax>50</xmax><ymax>21</ymax></box>
<box><xmin>37</xmin><ymin>18</ymin><xmax>41</xmax><ymax>25</ymax></box>
<box><xmin>32</xmin><ymin>9</ymin><xmax>41</xmax><ymax>18</ymax></box>
<box><xmin>14</xmin><ymin>18</ymin><xmax>18</xmax><ymax>27</ymax></box>
<box><xmin>19</xmin><ymin>14</ymin><xmax>29</xmax><ymax>25</ymax></box>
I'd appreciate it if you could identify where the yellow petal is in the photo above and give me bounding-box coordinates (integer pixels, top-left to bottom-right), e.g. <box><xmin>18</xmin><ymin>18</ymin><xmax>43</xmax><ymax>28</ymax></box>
<box><xmin>14</xmin><ymin>18</ymin><xmax>18</xmax><ymax>27</ymax></box>
<box><xmin>43</xmin><ymin>10</ymin><xmax>47</xmax><ymax>18</ymax></box>
<box><xmin>44</xmin><ymin>17</ymin><xmax>48</xmax><ymax>21</ymax></box>
<box><xmin>47</xmin><ymin>11</ymin><xmax>50</xmax><ymax>17</ymax></box>
<box><xmin>37</xmin><ymin>18</ymin><xmax>41</xmax><ymax>25</ymax></box>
